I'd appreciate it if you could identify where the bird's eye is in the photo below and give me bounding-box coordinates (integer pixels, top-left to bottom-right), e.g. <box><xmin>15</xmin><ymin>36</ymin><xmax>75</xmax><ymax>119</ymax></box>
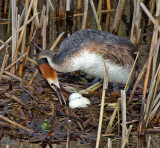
<box><xmin>51</xmin><ymin>83</ymin><xmax>54</xmax><ymax>86</ymax></box>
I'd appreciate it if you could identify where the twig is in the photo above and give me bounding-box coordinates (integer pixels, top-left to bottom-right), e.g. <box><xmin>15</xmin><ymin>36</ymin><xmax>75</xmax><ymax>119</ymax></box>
<box><xmin>3</xmin><ymin>71</ymin><xmax>23</xmax><ymax>82</ymax></box>
<box><xmin>5</xmin><ymin>52</ymin><xmax>27</xmax><ymax>71</ymax></box>
<box><xmin>29</xmin><ymin>69</ymin><xmax>39</xmax><ymax>85</ymax></box>
<box><xmin>5</xmin><ymin>92</ymin><xmax>28</xmax><ymax>108</ymax></box>
<box><xmin>0</xmin><ymin>114</ymin><xmax>34</xmax><ymax>133</ymax></box>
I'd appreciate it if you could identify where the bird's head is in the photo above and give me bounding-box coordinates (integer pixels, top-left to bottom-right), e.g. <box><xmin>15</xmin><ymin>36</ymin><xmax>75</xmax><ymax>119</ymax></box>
<box><xmin>37</xmin><ymin>57</ymin><xmax>66</xmax><ymax>105</ymax></box>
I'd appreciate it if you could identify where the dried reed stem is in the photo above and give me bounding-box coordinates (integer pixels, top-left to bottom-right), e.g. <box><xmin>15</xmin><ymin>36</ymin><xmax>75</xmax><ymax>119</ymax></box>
<box><xmin>140</xmin><ymin>2</ymin><xmax>160</xmax><ymax>31</ymax></box>
<box><xmin>66</xmin><ymin>120</ymin><xmax>71</xmax><ymax>148</ymax></box>
<box><xmin>97</xmin><ymin>0</ymin><xmax>102</xmax><ymax>28</ymax></box>
<box><xmin>50</xmin><ymin>32</ymin><xmax>65</xmax><ymax>51</ymax></box>
<box><xmin>129</xmin><ymin>38</ymin><xmax>160</xmax><ymax>102</ymax></box>
<box><xmin>11</xmin><ymin>0</ymin><xmax>34</xmax><ymax>73</ymax></box>
<box><xmin>0</xmin><ymin>54</ymin><xmax>9</xmax><ymax>81</ymax></box>
<box><xmin>33</xmin><ymin>0</ymin><xmax>39</xmax><ymax>28</ymax></box>
<box><xmin>81</xmin><ymin>0</ymin><xmax>88</xmax><ymax>29</ymax></box>
<box><xmin>89</xmin><ymin>0</ymin><xmax>102</xmax><ymax>30</ymax></box>
<box><xmin>77</xmin><ymin>0</ymin><xmax>82</xmax><ymax>10</ymax></box>
<box><xmin>19</xmin><ymin>1</ymin><xmax>29</xmax><ymax>77</ymax></box>
<box><xmin>105</xmin><ymin>0</ymin><xmax>111</xmax><ymax>31</ymax></box>
<box><xmin>142</xmin><ymin>14</ymin><xmax>159</xmax><ymax>101</ymax></box>
<box><xmin>121</xmin><ymin>90</ymin><xmax>126</xmax><ymax>143</ymax></box>
<box><xmin>121</xmin><ymin>125</ymin><xmax>133</xmax><ymax>148</ymax></box>
<box><xmin>0</xmin><ymin>12</ymin><xmax>40</xmax><ymax>51</ymax></box>
<box><xmin>124</xmin><ymin>52</ymin><xmax>139</xmax><ymax>91</ymax></box>
<box><xmin>5</xmin><ymin>52</ymin><xmax>27</xmax><ymax>71</ymax></box>
<box><xmin>24</xmin><ymin>19</ymin><xmax>35</xmax><ymax>67</ymax></box>
<box><xmin>95</xmin><ymin>62</ymin><xmax>108</xmax><ymax>148</ymax></box>
<box><xmin>112</xmin><ymin>0</ymin><xmax>126</xmax><ymax>34</ymax></box>
<box><xmin>147</xmin><ymin>136</ymin><xmax>151</xmax><ymax>148</ymax></box>
<box><xmin>108</xmin><ymin>138</ymin><xmax>112</xmax><ymax>148</ymax></box>
<box><xmin>0</xmin><ymin>114</ymin><xmax>33</xmax><ymax>133</ymax></box>
<box><xmin>130</xmin><ymin>0</ymin><xmax>141</xmax><ymax>47</ymax></box>
<box><xmin>105</xmin><ymin>99</ymin><xmax>120</xmax><ymax>134</ymax></box>
<box><xmin>3</xmin><ymin>71</ymin><xmax>23</xmax><ymax>82</ymax></box>
<box><xmin>11</xmin><ymin>0</ymin><xmax>17</xmax><ymax>71</ymax></box>
<box><xmin>29</xmin><ymin>70</ymin><xmax>39</xmax><ymax>85</ymax></box>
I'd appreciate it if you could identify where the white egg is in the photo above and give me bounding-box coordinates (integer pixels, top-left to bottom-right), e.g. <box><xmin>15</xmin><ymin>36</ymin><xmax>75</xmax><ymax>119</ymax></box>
<box><xmin>69</xmin><ymin>93</ymin><xmax>82</xmax><ymax>101</ymax></box>
<box><xmin>68</xmin><ymin>93</ymin><xmax>90</xmax><ymax>109</ymax></box>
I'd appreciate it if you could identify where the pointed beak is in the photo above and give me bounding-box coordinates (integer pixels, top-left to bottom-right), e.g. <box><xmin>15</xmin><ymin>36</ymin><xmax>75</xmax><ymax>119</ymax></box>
<box><xmin>47</xmin><ymin>78</ymin><xmax>66</xmax><ymax>106</ymax></box>
<box><xmin>38</xmin><ymin>63</ymin><xmax>66</xmax><ymax>105</ymax></box>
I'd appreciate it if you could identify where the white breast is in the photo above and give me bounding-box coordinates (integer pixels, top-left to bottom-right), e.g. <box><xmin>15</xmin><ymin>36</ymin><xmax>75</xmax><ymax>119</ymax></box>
<box><xmin>70</xmin><ymin>51</ymin><xmax>132</xmax><ymax>84</ymax></box>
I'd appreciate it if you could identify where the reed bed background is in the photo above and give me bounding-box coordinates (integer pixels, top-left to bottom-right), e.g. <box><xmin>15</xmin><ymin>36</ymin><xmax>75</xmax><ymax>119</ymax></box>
<box><xmin>0</xmin><ymin>0</ymin><xmax>160</xmax><ymax>147</ymax></box>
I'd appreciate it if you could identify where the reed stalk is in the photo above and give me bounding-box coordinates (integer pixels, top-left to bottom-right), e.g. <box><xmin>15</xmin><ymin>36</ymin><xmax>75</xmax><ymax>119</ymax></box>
<box><xmin>81</xmin><ymin>0</ymin><xmax>88</xmax><ymax>29</ymax></box>
<box><xmin>24</xmin><ymin>20</ymin><xmax>35</xmax><ymax>68</ymax></box>
<box><xmin>7</xmin><ymin>0</ymin><xmax>11</xmax><ymax>39</ymax></box>
<box><xmin>140</xmin><ymin>2</ymin><xmax>160</xmax><ymax>31</ymax></box>
<box><xmin>112</xmin><ymin>0</ymin><xmax>126</xmax><ymax>34</ymax></box>
<box><xmin>42</xmin><ymin>15</ymin><xmax>47</xmax><ymax>50</ymax></box>
<box><xmin>105</xmin><ymin>0</ymin><xmax>111</xmax><ymax>31</ymax></box>
<box><xmin>130</xmin><ymin>0</ymin><xmax>141</xmax><ymax>47</ymax></box>
<box><xmin>151</xmin><ymin>0</ymin><xmax>160</xmax><ymax>79</ymax></box>
<box><xmin>50</xmin><ymin>32</ymin><xmax>65</xmax><ymax>51</ymax></box>
<box><xmin>40</xmin><ymin>5</ymin><xmax>46</xmax><ymax>28</ymax></box>
<box><xmin>97</xmin><ymin>0</ymin><xmax>102</xmax><ymax>27</ymax></box>
<box><xmin>108</xmin><ymin>138</ymin><xmax>112</xmax><ymax>148</ymax></box>
<box><xmin>11</xmin><ymin>0</ymin><xmax>34</xmax><ymax>73</ymax></box>
<box><xmin>11</xmin><ymin>0</ymin><xmax>17</xmax><ymax>73</ymax></box>
<box><xmin>144</xmin><ymin>65</ymin><xmax>160</xmax><ymax>130</ymax></box>
<box><xmin>19</xmin><ymin>1</ymin><xmax>29</xmax><ymax>77</ymax></box>
<box><xmin>121</xmin><ymin>90</ymin><xmax>126</xmax><ymax>144</ymax></box>
<box><xmin>95</xmin><ymin>62</ymin><xmax>108</xmax><ymax>148</ymax></box>
<box><xmin>4</xmin><ymin>0</ymin><xmax>8</xmax><ymax>15</ymax></box>
<box><xmin>89</xmin><ymin>0</ymin><xmax>102</xmax><ymax>30</ymax></box>
<box><xmin>105</xmin><ymin>99</ymin><xmax>120</xmax><ymax>134</ymax></box>
<box><xmin>121</xmin><ymin>125</ymin><xmax>133</xmax><ymax>148</ymax></box>
<box><xmin>0</xmin><ymin>54</ymin><xmax>9</xmax><ymax>82</ymax></box>
<box><xmin>148</xmin><ymin>0</ymin><xmax>156</xmax><ymax>25</ymax></box>
<box><xmin>0</xmin><ymin>12</ymin><xmax>40</xmax><ymax>51</ymax></box>
<box><xmin>129</xmin><ymin>38</ymin><xmax>160</xmax><ymax>102</ymax></box>
<box><xmin>151</xmin><ymin>93</ymin><xmax>160</xmax><ymax>120</ymax></box>
<box><xmin>147</xmin><ymin>136</ymin><xmax>151</xmax><ymax>148</ymax></box>
<box><xmin>77</xmin><ymin>0</ymin><xmax>82</xmax><ymax>10</ymax></box>
<box><xmin>5</xmin><ymin>52</ymin><xmax>27</xmax><ymax>71</ymax></box>
<box><xmin>142</xmin><ymin>14</ymin><xmax>159</xmax><ymax>101</ymax></box>
<box><xmin>33</xmin><ymin>0</ymin><xmax>39</xmax><ymax>28</ymax></box>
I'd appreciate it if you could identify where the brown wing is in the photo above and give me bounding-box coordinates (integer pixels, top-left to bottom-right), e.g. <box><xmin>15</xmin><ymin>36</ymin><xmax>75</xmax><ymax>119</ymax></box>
<box><xmin>87</xmin><ymin>42</ymin><xmax>136</xmax><ymax>66</ymax></box>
